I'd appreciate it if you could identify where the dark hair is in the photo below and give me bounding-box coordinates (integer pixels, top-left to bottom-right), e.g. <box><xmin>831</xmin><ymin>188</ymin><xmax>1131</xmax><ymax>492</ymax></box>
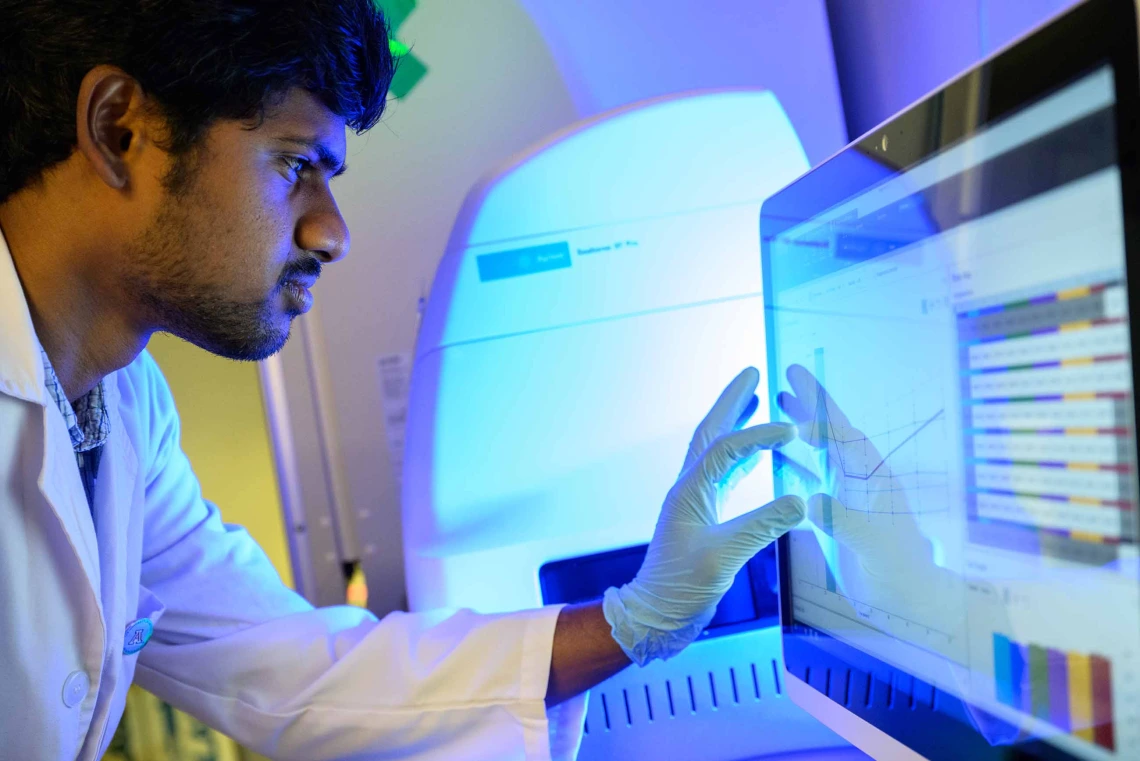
<box><xmin>0</xmin><ymin>0</ymin><xmax>394</xmax><ymax>203</ymax></box>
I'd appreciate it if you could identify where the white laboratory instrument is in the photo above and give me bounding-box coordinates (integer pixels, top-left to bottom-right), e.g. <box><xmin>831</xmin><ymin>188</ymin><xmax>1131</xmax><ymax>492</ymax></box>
<box><xmin>403</xmin><ymin>90</ymin><xmax>853</xmax><ymax>760</ymax></box>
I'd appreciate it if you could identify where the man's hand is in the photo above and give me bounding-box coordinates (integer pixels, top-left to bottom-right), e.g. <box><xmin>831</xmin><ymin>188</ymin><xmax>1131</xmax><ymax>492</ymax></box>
<box><xmin>546</xmin><ymin>368</ymin><xmax>805</xmax><ymax>705</ymax></box>
<box><xmin>603</xmin><ymin>367</ymin><xmax>804</xmax><ymax>666</ymax></box>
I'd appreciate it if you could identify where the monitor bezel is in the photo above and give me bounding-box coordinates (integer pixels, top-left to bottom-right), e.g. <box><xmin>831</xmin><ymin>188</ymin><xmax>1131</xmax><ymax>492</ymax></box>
<box><xmin>763</xmin><ymin>0</ymin><xmax>1140</xmax><ymax>759</ymax></box>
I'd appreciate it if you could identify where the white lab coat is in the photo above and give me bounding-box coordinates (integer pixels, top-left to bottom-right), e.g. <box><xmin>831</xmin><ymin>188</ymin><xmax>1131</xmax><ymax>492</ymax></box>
<box><xmin>0</xmin><ymin>234</ymin><xmax>586</xmax><ymax>761</ymax></box>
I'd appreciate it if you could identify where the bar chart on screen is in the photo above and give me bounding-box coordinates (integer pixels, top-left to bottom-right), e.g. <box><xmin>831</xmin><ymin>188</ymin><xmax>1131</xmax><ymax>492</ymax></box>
<box><xmin>993</xmin><ymin>633</ymin><xmax>1116</xmax><ymax>752</ymax></box>
<box><xmin>957</xmin><ymin>280</ymin><xmax>1139</xmax><ymax>565</ymax></box>
<box><xmin>965</xmin><ymin>572</ymin><xmax>1140</xmax><ymax>760</ymax></box>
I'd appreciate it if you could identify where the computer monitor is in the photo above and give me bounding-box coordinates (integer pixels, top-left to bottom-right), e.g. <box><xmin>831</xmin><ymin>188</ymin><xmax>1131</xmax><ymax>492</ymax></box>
<box><xmin>763</xmin><ymin>1</ymin><xmax>1140</xmax><ymax>759</ymax></box>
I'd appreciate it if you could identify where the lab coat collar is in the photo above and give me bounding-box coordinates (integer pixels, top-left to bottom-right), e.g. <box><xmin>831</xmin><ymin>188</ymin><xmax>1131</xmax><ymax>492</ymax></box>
<box><xmin>0</xmin><ymin>228</ymin><xmax>47</xmax><ymax>405</ymax></box>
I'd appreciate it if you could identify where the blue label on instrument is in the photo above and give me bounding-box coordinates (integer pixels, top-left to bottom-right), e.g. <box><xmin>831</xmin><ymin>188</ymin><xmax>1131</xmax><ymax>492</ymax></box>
<box><xmin>476</xmin><ymin>241</ymin><xmax>571</xmax><ymax>282</ymax></box>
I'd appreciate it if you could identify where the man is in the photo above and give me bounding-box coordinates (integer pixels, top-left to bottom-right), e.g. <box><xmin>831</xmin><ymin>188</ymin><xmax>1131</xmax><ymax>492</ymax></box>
<box><xmin>0</xmin><ymin>2</ymin><xmax>807</xmax><ymax>759</ymax></box>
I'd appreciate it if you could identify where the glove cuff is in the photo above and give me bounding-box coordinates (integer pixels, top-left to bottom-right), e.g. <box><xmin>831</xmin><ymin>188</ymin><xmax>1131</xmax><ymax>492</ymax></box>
<box><xmin>602</xmin><ymin>585</ymin><xmax>715</xmax><ymax>667</ymax></box>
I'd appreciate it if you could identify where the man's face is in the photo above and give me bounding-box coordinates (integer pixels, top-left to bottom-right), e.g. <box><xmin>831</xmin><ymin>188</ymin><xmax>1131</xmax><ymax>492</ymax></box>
<box><xmin>125</xmin><ymin>88</ymin><xmax>350</xmax><ymax>361</ymax></box>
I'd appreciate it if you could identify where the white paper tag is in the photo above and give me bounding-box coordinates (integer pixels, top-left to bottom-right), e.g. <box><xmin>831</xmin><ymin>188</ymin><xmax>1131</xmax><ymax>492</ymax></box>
<box><xmin>378</xmin><ymin>352</ymin><xmax>413</xmax><ymax>488</ymax></box>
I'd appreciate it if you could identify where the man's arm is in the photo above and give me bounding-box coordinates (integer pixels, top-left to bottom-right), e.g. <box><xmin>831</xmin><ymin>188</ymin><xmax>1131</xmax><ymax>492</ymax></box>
<box><xmin>132</xmin><ymin>351</ymin><xmax>801</xmax><ymax>757</ymax></box>
<box><xmin>128</xmin><ymin>351</ymin><xmax>585</xmax><ymax>761</ymax></box>
<box><xmin>547</xmin><ymin>602</ymin><xmax>629</xmax><ymax>707</ymax></box>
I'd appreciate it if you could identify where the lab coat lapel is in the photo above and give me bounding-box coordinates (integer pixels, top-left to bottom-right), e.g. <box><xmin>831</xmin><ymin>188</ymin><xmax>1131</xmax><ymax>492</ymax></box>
<box><xmin>0</xmin><ymin>230</ymin><xmax>103</xmax><ymax>598</ymax></box>
<box><xmin>92</xmin><ymin>376</ymin><xmax>140</xmax><ymax>635</ymax></box>
<box><xmin>38</xmin><ymin>407</ymin><xmax>102</xmax><ymax>595</ymax></box>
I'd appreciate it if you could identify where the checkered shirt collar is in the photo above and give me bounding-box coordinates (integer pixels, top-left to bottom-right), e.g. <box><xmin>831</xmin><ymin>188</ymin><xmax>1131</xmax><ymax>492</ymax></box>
<box><xmin>40</xmin><ymin>349</ymin><xmax>110</xmax><ymax>453</ymax></box>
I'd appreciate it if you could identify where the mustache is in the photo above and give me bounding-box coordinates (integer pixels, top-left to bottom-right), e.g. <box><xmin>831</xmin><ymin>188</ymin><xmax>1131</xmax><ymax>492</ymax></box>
<box><xmin>279</xmin><ymin>257</ymin><xmax>322</xmax><ymax>285</ymax></box>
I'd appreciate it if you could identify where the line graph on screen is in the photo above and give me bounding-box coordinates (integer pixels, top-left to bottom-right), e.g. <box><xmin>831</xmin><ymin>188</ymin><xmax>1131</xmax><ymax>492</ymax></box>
<box><xmin>810</xmin><ymin>348</ymin><xmax>952</xmax><ymax>516</ymax></box>
<box><xmin>829</xmin><ymin>409</ymin><xmax>945</xmax><ymax>480</ymax></box>
<box><xmin>815</xmin><ymin>409</ymin><xmax>952</xmax><ymax>515</ymax></box>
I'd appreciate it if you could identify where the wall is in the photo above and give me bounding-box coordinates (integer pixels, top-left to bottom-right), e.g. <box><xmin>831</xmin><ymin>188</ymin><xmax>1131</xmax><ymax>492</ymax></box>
<box><xmin>519</xmin><ymin>0</ymin><xmax>847</xmax><ymax>165</ymax></box>
<box><xmin>147</xmin><ymin>333</ymin><xmax>292</xmax><ymax>585</ymax></box>
<box><xmin>827</xmin><ymin>0</ymin><xmax>1081</xmax><ymax>140</ymax></box>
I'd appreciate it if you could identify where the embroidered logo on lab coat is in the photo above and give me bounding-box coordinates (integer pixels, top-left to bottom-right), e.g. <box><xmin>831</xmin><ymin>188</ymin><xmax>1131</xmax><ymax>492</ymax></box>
<box><xmin>123</xmin><ymin>618</ymin><xmax>154</xmax><ymax>655</ymax></box>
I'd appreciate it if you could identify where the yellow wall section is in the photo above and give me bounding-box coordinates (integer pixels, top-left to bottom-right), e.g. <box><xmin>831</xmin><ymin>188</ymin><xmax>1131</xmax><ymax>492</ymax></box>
<box><xmin>147</xmin><ymin>333</ymin><xmax>293</xmax><ymax>588</ymax></box>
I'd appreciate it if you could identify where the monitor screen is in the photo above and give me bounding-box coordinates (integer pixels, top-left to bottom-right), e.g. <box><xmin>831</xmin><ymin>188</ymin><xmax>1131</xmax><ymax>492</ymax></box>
<box><xmin>763</xmin><ymin>55</ymin><xmax>1140</xmax><ymax>761</ymax></box>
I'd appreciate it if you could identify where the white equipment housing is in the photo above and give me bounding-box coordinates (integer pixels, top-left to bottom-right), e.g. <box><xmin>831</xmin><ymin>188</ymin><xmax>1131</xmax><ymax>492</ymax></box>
<box><xmin>403</xmin><ymin>90</ymin><xmax>852</xmax><ymax>760</ymax></box>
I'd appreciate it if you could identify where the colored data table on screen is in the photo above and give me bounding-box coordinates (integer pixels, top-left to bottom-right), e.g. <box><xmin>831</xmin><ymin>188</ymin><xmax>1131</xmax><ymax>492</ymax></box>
<box><xmin>959</xmin><ymin>280</ymin><xmax>1138</xmax><ymax>566</ymax></box>
<box><xmin>992</xmin><ymin>633</ymin><xmax>1115</xmax><ymax>751</ymax></box>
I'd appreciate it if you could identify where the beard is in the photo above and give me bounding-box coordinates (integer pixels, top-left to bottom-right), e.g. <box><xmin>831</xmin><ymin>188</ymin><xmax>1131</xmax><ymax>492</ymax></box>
<box><xmin>122</xmin><ymin>185</ymin><xmax>297</xmax><ymax>362</ymax></box>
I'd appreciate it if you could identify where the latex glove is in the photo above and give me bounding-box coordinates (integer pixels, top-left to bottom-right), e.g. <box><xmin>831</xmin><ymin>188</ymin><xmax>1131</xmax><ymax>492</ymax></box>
<box><xmin>603</xmin><ymin>368</ymin><xmax>807</xmax><ymax>666</ymax></box>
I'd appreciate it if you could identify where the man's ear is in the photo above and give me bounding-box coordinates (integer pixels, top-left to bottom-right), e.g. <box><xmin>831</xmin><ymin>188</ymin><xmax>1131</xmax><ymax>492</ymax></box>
<box><xmin>74</xmin><ymin>65</ymin><xmax>148</xmax><ymax>191</ymax></box>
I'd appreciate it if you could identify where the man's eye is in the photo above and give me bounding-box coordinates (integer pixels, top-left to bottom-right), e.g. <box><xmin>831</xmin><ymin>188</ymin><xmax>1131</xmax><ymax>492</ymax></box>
<box><xmin>283</xmin><ymin>156</ymin><xmax>313</xmax><ymax>181</ymax></box>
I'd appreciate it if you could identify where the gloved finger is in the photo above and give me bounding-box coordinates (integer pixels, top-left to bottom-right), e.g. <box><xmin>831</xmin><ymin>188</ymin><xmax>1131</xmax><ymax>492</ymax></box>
<box><xmin>964</xmin><ymin>698</ymin><xmax>1024</xmax><ymax>747</ymax></box>
<box><xmin>806</xmin><ymin>492</ymin><xmax>841</xmax><ymax>531</ymax></box>
<box><xmin>773</xmin><ymin>450</ymin><xmax>825</xmax><ymax>494</ymax></box>
<box><xmin>721</xmin><ymin>447</ymin><xmax>762</xmax><ymax>495</ymax></box>
<box><xmin>714</xmin><ymin>495</ymin><xmax>807</xmax><ymax>564</ymax></box>
<box><xmin>776</xmin><ymin>389</ymin><xmax>809</xmax><ymax>423</ymax></box>
<box><xmin>683</xmin><ymin>368</ymin><xmax>761</xmax><ymax>473</ymax></box>
<box><xmin>699</xmin><ymin>422</ymin><xmax>797</xmax><ymax>487</ymax></box>
<box><xmin>781</xmin><ymin>364</ymin><xmax>854</xmax><ymax>448</ymax></box>
<box><xmin>805</xmin><ymin>492</ymin><xmax>871</xmax><ymax>553</ymax></box>
<box><xmin>806</xmin><ymin>492</ymin><xmax>928</xmax><ymax>567</ymax></box>
<box><xmin>737</xmin><ymin>394</ymin><xmax>760</xmax><ymax>431</ymax></box>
